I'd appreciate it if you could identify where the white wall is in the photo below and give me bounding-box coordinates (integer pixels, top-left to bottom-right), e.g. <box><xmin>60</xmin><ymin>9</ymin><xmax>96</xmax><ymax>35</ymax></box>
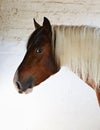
<box><xmin>0</xmin><ymin>0</ymin><xmax>100</xmax><ymax>43</ymax></box>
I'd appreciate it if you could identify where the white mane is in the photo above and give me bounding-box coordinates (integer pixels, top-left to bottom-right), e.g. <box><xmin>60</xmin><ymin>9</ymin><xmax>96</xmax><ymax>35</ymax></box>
<box><xmin>52</xmin><ymin>25</ymin><xmax>100</xmax><ymax>89</ymax></box>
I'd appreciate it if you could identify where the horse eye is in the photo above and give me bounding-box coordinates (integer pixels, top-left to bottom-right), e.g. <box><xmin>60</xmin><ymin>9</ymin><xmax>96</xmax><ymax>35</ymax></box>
<box><xmin>35</xmin><ymin>48</ymin><xmax>43</xmax><ymax>54</ymax></box>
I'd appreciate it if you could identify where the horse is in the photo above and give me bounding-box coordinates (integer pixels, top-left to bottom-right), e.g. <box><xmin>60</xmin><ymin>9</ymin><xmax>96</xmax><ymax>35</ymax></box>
<box><xmin>13</xmin><ymin>17</ymin><xmax>100</xmax><ymax>105</ymax></box>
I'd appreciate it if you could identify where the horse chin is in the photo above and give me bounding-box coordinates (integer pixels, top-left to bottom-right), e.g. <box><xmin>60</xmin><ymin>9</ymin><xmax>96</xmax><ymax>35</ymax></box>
<box><xmin>24</xmin><ymin>88</ymin><xmax>33</xmax><ymax>94</ymax></box>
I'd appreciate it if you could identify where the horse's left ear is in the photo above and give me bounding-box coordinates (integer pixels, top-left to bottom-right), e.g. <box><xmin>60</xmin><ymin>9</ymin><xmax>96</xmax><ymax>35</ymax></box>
<box><xmin>43</xmin><ymin>17</ymin><xmax>52</xmax><ymax>32</ymax></box>
<box><xmin>33</xmin><ymin>18</ymin><xmax>41</xmax><ymax>30</ymax></box>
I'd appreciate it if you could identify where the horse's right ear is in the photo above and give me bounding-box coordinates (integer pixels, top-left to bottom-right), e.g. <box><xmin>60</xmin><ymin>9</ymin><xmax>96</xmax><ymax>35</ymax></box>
<box><xmin>33</xmin><ymin>18</ymin><xmax>41</xmax><ymax>30</ymax></box>
<box><xmin>43</xmin><ymin>17</ymin><xmax>51</xmax><ymax>32</ymax></box>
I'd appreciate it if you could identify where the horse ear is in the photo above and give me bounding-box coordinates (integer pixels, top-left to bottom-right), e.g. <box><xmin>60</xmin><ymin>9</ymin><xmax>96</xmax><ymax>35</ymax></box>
<box><xmin>33</xmin><ymin>18</ymin><xmax>41</xmax><ymax>30</ymax></box>
<box><xmin>43</xmin><ymin>17</ymin><xmax>52</xmax><ymax>32</ymax></box>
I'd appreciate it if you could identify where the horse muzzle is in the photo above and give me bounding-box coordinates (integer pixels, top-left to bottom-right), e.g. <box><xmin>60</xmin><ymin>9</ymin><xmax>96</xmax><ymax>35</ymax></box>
<box><xmin>13</xmin><ymin>71</ymin><xmax>34</xmax><ymax>94</ymax></box>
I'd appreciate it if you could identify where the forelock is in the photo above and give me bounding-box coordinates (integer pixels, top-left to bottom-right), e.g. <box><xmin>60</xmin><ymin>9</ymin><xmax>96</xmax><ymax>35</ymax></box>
<box><xmin>26</xmin><ymin>27</ymin><xmax>44</xmax><ymax>50</ymax></box>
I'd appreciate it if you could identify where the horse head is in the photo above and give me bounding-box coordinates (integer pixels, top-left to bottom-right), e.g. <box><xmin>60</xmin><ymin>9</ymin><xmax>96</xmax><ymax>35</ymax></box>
<box><xmin>13</xmin><ymin>17</ymin><xmax>59</xmax><ymax>94</ymax></box>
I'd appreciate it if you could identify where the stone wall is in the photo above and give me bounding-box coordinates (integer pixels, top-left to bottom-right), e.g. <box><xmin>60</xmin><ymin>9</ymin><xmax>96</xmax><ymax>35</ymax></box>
<box><xmin>0</xmin><ymin>0</ymin><xmax>100</xmax><ymax>42</ymax></box>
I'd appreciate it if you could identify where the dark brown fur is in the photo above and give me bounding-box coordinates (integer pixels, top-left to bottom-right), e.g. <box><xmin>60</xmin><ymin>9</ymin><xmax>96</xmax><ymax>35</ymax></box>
<box><xmin>13</xmin><ymin>17</ymin><xmax>59</xmax><ymax>93</ymax></box>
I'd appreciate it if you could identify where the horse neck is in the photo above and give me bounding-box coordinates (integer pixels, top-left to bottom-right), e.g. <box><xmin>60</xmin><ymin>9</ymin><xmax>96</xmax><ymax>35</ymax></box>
<box><xmin>52</xmin><ymin>25</ymin><xmax>100</xmax><ymax>88</ymax></box>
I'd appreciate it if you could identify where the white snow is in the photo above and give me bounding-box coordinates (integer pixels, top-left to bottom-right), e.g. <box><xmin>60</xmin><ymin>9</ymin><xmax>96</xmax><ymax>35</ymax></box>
<box><xmin>0</xmin><ymin>41</ymin><xmax>100</xmax><ymax>130</ymax></box>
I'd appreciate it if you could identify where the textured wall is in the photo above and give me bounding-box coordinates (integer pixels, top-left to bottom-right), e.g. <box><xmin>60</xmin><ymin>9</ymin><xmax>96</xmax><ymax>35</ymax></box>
<box><xmin>0</xmin><ymin>0</ymin><xmax>100</xmax><ymax>43</ymax></box>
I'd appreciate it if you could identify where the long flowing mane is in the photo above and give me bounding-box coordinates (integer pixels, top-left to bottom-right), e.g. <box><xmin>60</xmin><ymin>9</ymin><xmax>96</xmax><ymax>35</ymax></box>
<box><xmin>52</xmin><ymin>25</ymin><xmax>100</xmax><ymax>91</ymax></box>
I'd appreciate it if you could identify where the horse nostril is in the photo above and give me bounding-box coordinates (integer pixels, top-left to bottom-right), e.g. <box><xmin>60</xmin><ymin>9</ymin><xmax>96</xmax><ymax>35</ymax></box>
<box><xmin>16</xmin><ymin>81</ymin><xmax>22</xmax><ymax>90</ymax></box>
<box><xmin>15</xmin><ymin>78</ymin><xmax>34</xmax><ymax>94</ymax></box>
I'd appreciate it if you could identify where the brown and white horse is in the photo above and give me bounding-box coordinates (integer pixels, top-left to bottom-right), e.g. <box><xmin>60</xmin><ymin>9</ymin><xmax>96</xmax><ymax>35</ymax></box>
<box><xmin>13</xmin><ymin>17</ymin><xmax>100</xmax><ymax>105</ymax></box>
